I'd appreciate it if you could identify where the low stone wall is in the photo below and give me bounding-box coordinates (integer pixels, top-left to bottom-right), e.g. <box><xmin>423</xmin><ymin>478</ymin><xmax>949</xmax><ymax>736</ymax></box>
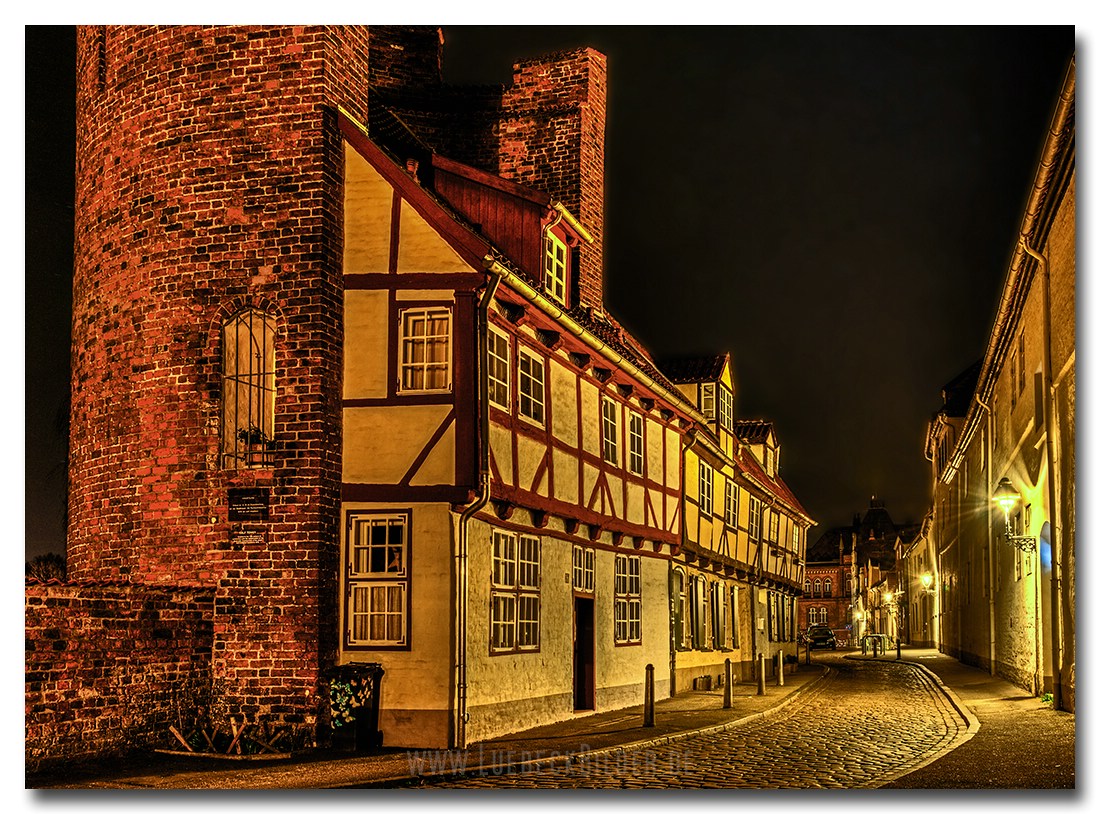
<box><xmin>25</xmin><ymin>579</ymin><xmax>215</xmax><ymax>772</ymax></box>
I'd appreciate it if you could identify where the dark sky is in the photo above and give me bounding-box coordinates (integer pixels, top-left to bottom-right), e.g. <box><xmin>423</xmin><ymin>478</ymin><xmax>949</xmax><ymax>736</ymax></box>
<box><xmin>24</xmin><ymin>26</ymin><xmax>1075</xmax><ymax>560</ymax></box>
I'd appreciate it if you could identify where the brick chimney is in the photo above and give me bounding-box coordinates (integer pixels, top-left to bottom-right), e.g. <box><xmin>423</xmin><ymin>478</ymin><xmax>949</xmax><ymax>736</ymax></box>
<box><xmin>499</xmin><ymin>48</ymin><xmax>607</xmax><ymax>308</ymax></box>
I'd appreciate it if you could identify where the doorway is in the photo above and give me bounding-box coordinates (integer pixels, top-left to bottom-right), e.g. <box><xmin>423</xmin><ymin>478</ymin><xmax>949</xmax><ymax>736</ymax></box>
<box><xmin>573</xmin><ymin>596</ymin><xmax>595</xmax><ymax>710</ymax></box>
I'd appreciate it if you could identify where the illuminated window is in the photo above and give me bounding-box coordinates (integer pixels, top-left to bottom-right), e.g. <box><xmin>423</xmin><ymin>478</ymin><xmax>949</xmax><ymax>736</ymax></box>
<box><xmin>222</xmin><ymin>309</ymin><xmax>276</xmax><ymax>469</ymax></box>
<box><xmin>699</xmin><ymin>460</ymin><xmax>713</xmax><ymax>515</ymax></box>
<box><xmin>602</xmin><ymin>397</ymin><xmax>619</xmax><ymax>465</ymax></box>
<box><xmin>345</xmin><ymin>512</ymin><xmax>409</xmax><ymax>647</ymax></box>
<box><xmin>543</xmin><ymin>231</ymin><xmax>568</xmax><ymax>305</ymax></box>
<box><xmin>627</xmin><ymin>412</ymin><xmax>644</xmax><ymax>475</ymax></box>
<box><xmin>491</xmin><ymin>531</ymin><xmax>540</xmax><ymax>653</ymax></box>
<box><xmin>518</xmin><ymin>348</ymin><xmax>545</xmax><ymax>424</ymax></box>
<box><xmin>614</xmin><ymin>554</ymin><xmax>642</xmax><ymax>644</ymax></box>
<box><xmin>399</xmin><ymin>307</ymin><xmax>451</xmax><ymax>392</ymax></box>
<box><xmin>487</xmin><ymin>328</ymin><xmax>509</xmax><ymax>409</ymax></box>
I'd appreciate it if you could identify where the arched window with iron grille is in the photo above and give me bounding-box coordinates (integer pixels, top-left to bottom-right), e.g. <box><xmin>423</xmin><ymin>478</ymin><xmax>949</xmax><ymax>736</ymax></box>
<box><xmin>222</xmin><ymin>309</ymin><xmax>276</xmax><ymax>468</ymax></box>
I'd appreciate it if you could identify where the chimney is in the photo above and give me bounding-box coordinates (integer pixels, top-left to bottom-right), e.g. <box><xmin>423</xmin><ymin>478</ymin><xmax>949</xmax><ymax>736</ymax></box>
<box><xmin>499</xmin><ymin>48</ymin><xmax>607</xmax><ymax>308</ymax></box>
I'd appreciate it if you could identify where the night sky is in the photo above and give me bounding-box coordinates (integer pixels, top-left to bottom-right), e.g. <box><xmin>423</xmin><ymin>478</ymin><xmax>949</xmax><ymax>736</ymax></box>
<box><xmin>24</xmin><ymin>25</ymin><xmax>1076</xmax><ymax>560</ymax></box>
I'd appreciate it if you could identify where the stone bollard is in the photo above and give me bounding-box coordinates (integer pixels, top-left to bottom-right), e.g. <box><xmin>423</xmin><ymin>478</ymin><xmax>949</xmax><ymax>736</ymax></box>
<box><xmin>872</xmin><ymin>636</ymin><xmax>880</xmax><ymax>658</ymax></box>
<box><xmin>756</xmin><ymin>653</ymin><xmax>766</xmax><ymax>696</ymax></box>
<box><xmin>723</xmin><ymin>658</ymin><xmax>733</xmax><ymax>709</ymax></box>
<box><xmin>643</xmin><ymin>663</ymin><xmax>655</xmax><ymax>727</ymax></box>
<box><xmin>777</xmin><ymin>650</ymin><xmax>785</xmax><ymax>686</ymax></box>
<box><xmin>896</xmin><ymin>637</ymin><xmax>902</xmax><ymax>661</ymax></box>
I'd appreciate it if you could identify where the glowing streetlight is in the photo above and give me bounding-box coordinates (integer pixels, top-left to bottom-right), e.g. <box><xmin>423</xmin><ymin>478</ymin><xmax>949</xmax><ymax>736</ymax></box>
<box><xmin>991</xmin><ymin>477</ymin><xmax>1037</xmax><ymax>552</ymax></box>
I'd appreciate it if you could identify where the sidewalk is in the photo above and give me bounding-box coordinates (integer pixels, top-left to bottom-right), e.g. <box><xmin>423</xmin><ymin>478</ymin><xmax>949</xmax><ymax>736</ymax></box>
<box><xmin>29</xmin><ymin>662</ymin><xmax>827</xmax><ymax>789</ymax></box>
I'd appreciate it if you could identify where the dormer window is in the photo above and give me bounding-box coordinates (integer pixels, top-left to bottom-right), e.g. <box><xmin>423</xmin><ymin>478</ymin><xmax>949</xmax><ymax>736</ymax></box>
<box><xmin>543</xmin><ymin>230</ymin><xmax>568</xmax><ymax>305</ymax></box>
<box><xmin>717</xmin><ymin>384</ymin><xmax>733</xmax><ymax>432</ymax></box>
<box><xmin>699</xmin><ymin>383</ymin><xmax>715</xmax><ymax>421</ymax></box>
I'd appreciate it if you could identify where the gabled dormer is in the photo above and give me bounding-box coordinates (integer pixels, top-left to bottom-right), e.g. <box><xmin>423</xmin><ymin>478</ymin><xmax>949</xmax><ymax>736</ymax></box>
<box><xmin>735</xmin><ymin>419</ymin><xmax>780</xmax><ymax>478</ymax></box>
<box><xmin>541</xmin><ymin>203</ymin><xmax>593</xmax><ymax>308</ymax></box>
<box><xmin>659</xmin><ymin>352</ymin><xmax>737</xmax><ymax>457</ymax></box>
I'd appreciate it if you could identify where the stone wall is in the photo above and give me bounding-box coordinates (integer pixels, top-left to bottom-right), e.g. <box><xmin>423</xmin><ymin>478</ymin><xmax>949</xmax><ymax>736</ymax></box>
<box><xmin>25</xmin><ymin>579</ymin><xmax>214</xmax><ymax>772</ymax></box>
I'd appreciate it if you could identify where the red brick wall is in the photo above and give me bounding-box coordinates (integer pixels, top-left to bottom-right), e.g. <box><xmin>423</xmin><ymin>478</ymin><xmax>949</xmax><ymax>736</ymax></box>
<box><xmin>25</xmin><ymin>580</ymin><xmax>214</xmax><ymax>772</ymax></box>
<box><xmin>67</xmin><ymin>24</ymin><xmax>397</xmax><ymax>738</ymax></box>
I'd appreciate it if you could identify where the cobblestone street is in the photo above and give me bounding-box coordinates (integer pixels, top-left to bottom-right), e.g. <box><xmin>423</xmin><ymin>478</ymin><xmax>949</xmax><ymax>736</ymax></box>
<box><xmin>418</xmin><ymin>655</ymin><xmax>967</xmax><ymax>789</ymax></box>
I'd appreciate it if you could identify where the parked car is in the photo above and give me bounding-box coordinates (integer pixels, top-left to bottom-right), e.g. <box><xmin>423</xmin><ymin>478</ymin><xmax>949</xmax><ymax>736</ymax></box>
<box><xmin>806</xmin><ymin>625</ymin><xmax>837</xmax><ymax>650</ymax></box>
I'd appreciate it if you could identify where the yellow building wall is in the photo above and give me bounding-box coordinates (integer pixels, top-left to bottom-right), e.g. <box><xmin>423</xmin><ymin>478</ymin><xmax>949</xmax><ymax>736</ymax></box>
<box><xmin>343</xmin><ymin>143</ymin><xmax>391</xmax><ymax>275</ymax></box>
<box><xmin>343</xmin><ymin>404</ymin><xmax>454</xmax><ymax>484</ymax></box>
<box><xmin>344</xmin><ymin>289</ymin><xmax>389</xmax><ymax>399</ymax></box>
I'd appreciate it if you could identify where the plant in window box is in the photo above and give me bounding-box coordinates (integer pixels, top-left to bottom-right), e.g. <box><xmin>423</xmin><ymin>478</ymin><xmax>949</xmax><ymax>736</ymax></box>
<box><xmin>236</xmin><ymin>424</ymin><xmax>274</xmax><ymax>465</ymax></box>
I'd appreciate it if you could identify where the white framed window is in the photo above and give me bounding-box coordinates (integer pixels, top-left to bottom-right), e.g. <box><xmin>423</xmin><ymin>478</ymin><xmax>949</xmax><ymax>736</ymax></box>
<box><xmin>491</xmin><ymin>531</ymin><xmax>540</xmax><ymax>653</ymax></box>
<box><xmin>808</xmin><ymin>607</ymin><xmax>818</xmax><ymax>626</ymax></box>
<box><xmin>699</xmin><ymin>382</ymin><xmax>715</xmax><ymax>421</ymax></box>
<box><xmin>627</xmin><ymin>411</ymin><xmax>644</xmax><ymax>475</ymax></box>
<box><xmin>543</xmin><ymin>230</ymin><xmax>568</xmax><ymax>305</ymax></box>
<box><xmin>572</xmin><ymin>546</ymin><xmax>595</xmax><ymax>594</ymax></box>
<box><xmin>487</xmin><ymin>327</ymin><xmax>510</xmax><ymax>409</ymax></box>
<box><xmin>717</xmin><ymin>384</ymin><xmax>733</xmax><ymax>432</ymax></box>
<box><xmin>699</xmin><ymin>460</ymin><xmax>713</xmax><ymax>516</ymax></box>
<box><xmin>222</xmin><ymin>309</ymin><xmax>277</xmax><ymax>469</ymax></box>
<box><xmin>614</xmin><ymin>554</ymin><xmax>642</xmax><ymax>644</ymax></box>
<box><xmin>346</xmin><ymin>512</ymin><xmax>409</xmax><ymax>647</ymax></box>
<box><xmin>748</xmin><ymin>496</ymin><xmax>762</xmax><ymax>540</ymax></box>
<box><xmin>602</xmin><ymin>396</ymin><xmax>619</xmax><ymax>465</ymax></box>
<box><xmin>398</xmin><ymin>307</ymin><xmax>451</xmax><ymax>392</ymax></box>
<box><xmin>769</xmin><ymin>510</ymin><xmax>780</xmax><ymax>543</ymax></box>
<box><xmin>820</xmin><ymin>607</ymin><xmax>828</xmax><ymax>625</ymax></box>
<box><xmin>517</xmin><ymin>348</ymin><xmax>546</xmax><ymax>425</ymax></box>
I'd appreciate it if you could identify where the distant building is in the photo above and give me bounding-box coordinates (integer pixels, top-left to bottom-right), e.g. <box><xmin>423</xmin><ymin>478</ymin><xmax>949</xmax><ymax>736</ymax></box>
<box><xmin>923</xmin><ymin>56</ymin><xmax>1075</xmax><ymax>711</ymax></box>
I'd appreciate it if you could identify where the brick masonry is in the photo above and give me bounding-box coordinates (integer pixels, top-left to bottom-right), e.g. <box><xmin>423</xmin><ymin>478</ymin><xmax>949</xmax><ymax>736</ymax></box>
<box><xmin>25</xmin><ymin>580</ymin><xmax>215</xmax><ymax>772</ymax></box>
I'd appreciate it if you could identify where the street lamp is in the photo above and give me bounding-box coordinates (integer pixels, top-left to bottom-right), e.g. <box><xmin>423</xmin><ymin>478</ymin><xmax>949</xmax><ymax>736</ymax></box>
<box><xmin>992</xmin><ymin>477</ymin><xmax>1037</xmax><ymax>552</ymax></box>
<box><xmin>920</xmin><ymin>572</ymin><xmax>933</xmax><ymax>592</ymax></box>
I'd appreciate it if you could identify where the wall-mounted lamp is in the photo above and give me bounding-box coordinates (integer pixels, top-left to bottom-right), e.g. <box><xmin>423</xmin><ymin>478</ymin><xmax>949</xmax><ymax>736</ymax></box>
<box><xmin>992</xmin><ymin>477</ymin><xmax>1037</xmax><ymax>552</ymax></box>
<box><xmin>920</xmin><ymin>573</ymin><xmax>934</xmax><ymax>593</ymax></box>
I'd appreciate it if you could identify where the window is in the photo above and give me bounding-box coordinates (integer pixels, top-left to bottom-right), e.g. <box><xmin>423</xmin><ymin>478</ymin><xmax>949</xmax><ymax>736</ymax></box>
<box><xmin>602</xmin><ymin>397</ymin><xmax>619</xmax><ymax>465</ymax></box>
<box><xmin>346</xmin><ymin>512</ymin><xmax>409</xmax><ymax>647</ymax></box>
<box><xmin>748</xmin><ymin>496</ymin><xmax>762</xmax><ymax>540</ymax></box>
<box><xmin>809</xmin><ymin>607</ymin><xmax>818</xmax><ymax>626</ymax></box>
<box><xmin>491</xmin><ymin>531</ymin><xmax>541</xmax><ymax>653</ymax></box>
<box><xmin>614</xmin><ymin>554</ymin><xmax>642</xmax><ymax>644</ymax></box>
<box><xmin>572</xmin><ymin>545</ymin><xmax>595</xmax><ymax>594</ymax></box>
<box><xmin>711</xmin><ymin>582</ymin><xmax>726</xmax><ymax>649</ymax></box>
<box><xmin>487</xmin><ymin>328</ymin><xmax>510</xmax><ymax>409</ymax></box>
<box><xmin>518</xmin><ymin>348</ymin><xmax>546</xmax><ymax>424</ymax></box>
<box><xmin>823</xmin><ymin>578</ymin><xmax>833</xmax><ymax>597</ymax></box>
<box><xmin>543</xmin><ymin>230</ymin><xmax>568</xmax><ymax>305</ymax></box>
<box><xmin>699</xmin><ymin>383</ymin><xmax>715</xmax><ymax>421</ymax></box>
<box><xmin>691</xmin><ymin>576</ymin><xmax>709</xmax><ymax>649</ymax></box>
<box><xmin>819</xmin><ymin>607</ymin><xmax>828</xmax><ymax>625</ymax></box>
<box><xmin>627</xmin><ymin>412</ymin><xmax>644</xmax><ymax>475</ymax></box>
<box><xmin>399</xmin><ymin>307</ymin><xmax>451</xmax><ymax>392</ymax></box>
<box><xmin>805</xmin><ymin>581</ymin><xmax>812</xmax><ymax>596</ymax></box>
<box><xmin>730</xmin><ymin>586</ymin><xmax>739</xmax><ymax>648</ymax></box>
<box><xmin>813</xmin><ymin>578</ymin><xmax>822</xmax><ymax>597</ymax></box>
<box><xmin>793</xmin><ymin>525</ymin><xmax>801</xmax><ymax>549</ymax></box>
<box><xmin>765</xmin><ymin>446</ymin><xmax>774</xmax><ymax>474</ymax></box>
<box><xmin>768</xmin><ymin>510</ymin><xmax>780</xmax><ymax>543</ymax></box>
<box><xmin>672</xmin><ymin>568</ymin><xmax>687</xmax><ymax>650</ymax></box>
<box><xmin>699</xmin><ymin>460</ymin><xmax>713</xmax><ymax>515</ymax></box>
<box><xmin>222</xmin><ymin>309</ymin><xmax>276</xmax><ymax>469</ymax></box>
<box><xmin>717</xmin><ymin>384</ymin><xmax>733</xmax><ymax>432</ymax></box>
<box><xmin>724</xmin><ymin>480</ymin><xmax>737</xmax><ymax>527</ymax></box>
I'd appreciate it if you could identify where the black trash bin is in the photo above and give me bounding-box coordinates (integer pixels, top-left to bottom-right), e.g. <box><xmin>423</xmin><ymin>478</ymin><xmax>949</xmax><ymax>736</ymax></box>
<box><xmin>326</xmin><ymin>662</ymin><xmax>385</xmax><ymax>751</ymax></box>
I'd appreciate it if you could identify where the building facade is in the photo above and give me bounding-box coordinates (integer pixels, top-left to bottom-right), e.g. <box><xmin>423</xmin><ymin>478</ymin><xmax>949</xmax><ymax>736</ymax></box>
<box><xmin>53</xmin><ymin>24</ymin><xmax>817</xmax><ymax>759</ymax></box>
<box><xmin>924</xmin><ymin>58</ymin><xmax>1075</xmax><ymax>710</ymax></box>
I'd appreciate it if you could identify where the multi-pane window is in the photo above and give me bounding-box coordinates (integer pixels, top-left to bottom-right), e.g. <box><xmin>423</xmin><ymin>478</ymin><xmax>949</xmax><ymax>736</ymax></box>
<box><xmin>813</xmin><ymin>579</ymin><xmax>822</xmax><ymax>596</ymax></box>
<box><xmin>491</xmin><ymin>531</ymin><xmax>540</xmax><ymax>653</ymax></box>
<box><xmin>222</xmin><ymin>309</ymin><xmax>276</xmax><ymax>469</ymax></box>
<box><xmin>487</xmin><ymin>328</ymin><xmax>510</xmax><ymax>409</ymax></box>
<box><xmin>672</xmin><ymin>568</ymin><xmax>687</xmax><ymax>650</ymax></box>
<box><xmin>699</xmin><ymin>382</ymin><xmax>715</xmax><ymax>421</ymax></box>
<box><xmin>724</xmin><ymin>480</ymin><xmax>737</xmax><ymax>526</ymax></box>
<box><xmin>346</xmin><ymin>512</ymin><xmax>409</xmax><ymax>647</ymax></box>
<box><xmin>399</xmin><ymin>307</ymin><xmax>451</xmax><ymax>392</ymax></box>
<box><xmin>572</xmin><ymin>545</ymin><xmax>595</xmax><ymax>594</ymax></box>
<box><xmin>730</xmin><ymin>586</ymin><xmax>739</xmax><ymax>648</ymax></box>
<box><xmin>819</xmin><ymin>607</ymin><xmax>828</xmax><ymax>625</ymax></box>
<box><xmin>824</xmin><ymin>578</ymin><xmax>833</xmax><ymax>597</ymax></box>
<box><xmin>691</xmin><ymin>576</ymin><xmax>709</xmax><ymax>649</ymax></box>
<box><xmin>768</xmin><ymin>510</ymin><xmax>780</xmax><ymax>543</ymax></box>
<box><xmin>543</xmin><ymin>231</ymin><xmax>568</xmax><ymax>305</ymax></box>
<box><xmin>748</xmin><ymin>496</ymin><xmax>762</xmax><ymax>540</ymax></box>
<box><xmin>793</xmin><ymin>524</ymin><xmax>801</xmax><ymax>549</ymax></box>
<box><xmin>602</xmin><ymin>397</ymin><xmax>619</xmax><ymax>465</ymax></box>
<box><xmin>614</xmin><ymin>554</ymin><xmax>642</xmax><ymax>644</ymax></box>
<box><xmin>518</xmin><ymin>349</ymin><xmax>546</xmax><ymax>424</ymax></box>
<box><xmin>809</xmin><ymin>607</ymin><xmax>819</xmax><ymax>626</ymax></box>
<box><xmin>699</xmin><ymin>460</ymin><xmax>714</xmax><ymax>515</ymax></box>
<box><xmin>717</xmin><ymin>384</ymin><xmax>733</xmax><ymax>432</ymax></box>
<box><xmin>627</xmin><ymin>412</ymin><xmax>644</xmax><ymax>475</ymax></box>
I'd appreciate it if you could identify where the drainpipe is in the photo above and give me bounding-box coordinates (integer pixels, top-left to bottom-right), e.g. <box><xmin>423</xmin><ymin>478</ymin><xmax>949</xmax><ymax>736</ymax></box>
<box><xmin>453</xmin><ymin>273</ymin><xmax>501</xmax><ymax>748</ymax></box>
<box><xmin>1021</xmin><ymin>238</ymin><xmax>1062</xmax><ymax>710</ymax></box>
<box><xmin>973</xmin><ymin>393</ymin><xmax>996</xmax><ymax>674</ymax></box>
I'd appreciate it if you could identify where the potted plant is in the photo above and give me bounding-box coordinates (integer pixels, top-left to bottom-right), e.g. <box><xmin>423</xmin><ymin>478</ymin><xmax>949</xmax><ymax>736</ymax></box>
<box><xmin>236</xmin><ymin>424</ymin><xmax>273</xmax><ymax>466</ymax></box>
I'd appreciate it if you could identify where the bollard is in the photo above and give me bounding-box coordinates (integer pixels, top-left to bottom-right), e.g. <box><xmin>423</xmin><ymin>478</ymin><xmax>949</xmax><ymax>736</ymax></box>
<box><xmin>872</xmin><ymin>636</ymin><xmax>879</xmax><ymax>658</ymax></box>
<box><xmin>861</xmin><ymin>636</ymin><xmax>868</xmax><ymax>655</ymax></box>
<box><xmin>643</xmin><ymin>663</ymin><xmax>655</xmax><ymax>727</ymax></box>
<box><xmin>723</xmin><ymin>658</ymin><xmax>732</xmax><ymax>709</ymax></box>
<box><xmin>896</xmin><ymin>637</ymin><xmax>902</xmax><ymax>661</ymax></box>
<box><xmin>756</xmin><ymin>653</ymin><xmax>766</xmax><ymax>696</ymax></box>
<box><xmin>777</xmin><ymin>650</ymin><xmax>785</xmax><ymax>686</ymax></box>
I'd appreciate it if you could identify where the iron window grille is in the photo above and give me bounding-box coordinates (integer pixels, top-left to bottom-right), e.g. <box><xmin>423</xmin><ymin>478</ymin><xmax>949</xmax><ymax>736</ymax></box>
<box><xmin>222</xmin><ymin>309</ymin><xmax>276</xmax><ymax>469</ymax></box>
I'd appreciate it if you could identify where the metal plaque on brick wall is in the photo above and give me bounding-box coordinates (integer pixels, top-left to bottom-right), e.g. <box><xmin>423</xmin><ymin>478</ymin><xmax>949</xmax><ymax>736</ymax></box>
<box><xmin>228</xmin><ymin>488</ymin><xmax>270</xmax><ymax>521</ymax></box>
